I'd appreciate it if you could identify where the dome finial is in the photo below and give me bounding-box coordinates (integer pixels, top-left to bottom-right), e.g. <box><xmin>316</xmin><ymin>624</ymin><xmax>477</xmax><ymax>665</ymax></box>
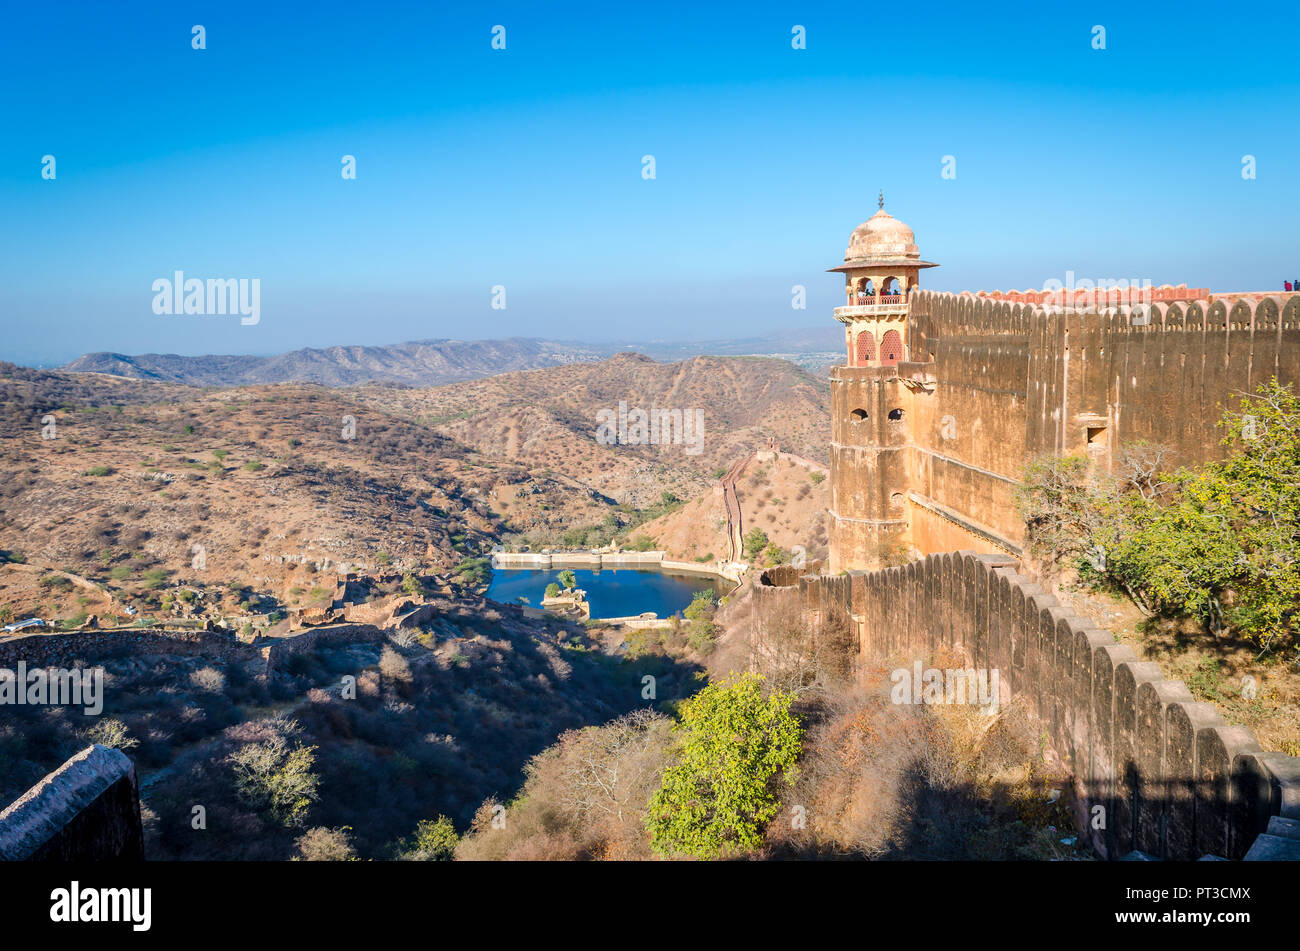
<box><xmin>878</xmin><ymin>189</ymin><xmax>884</xmax><ymax>211</ymax></box>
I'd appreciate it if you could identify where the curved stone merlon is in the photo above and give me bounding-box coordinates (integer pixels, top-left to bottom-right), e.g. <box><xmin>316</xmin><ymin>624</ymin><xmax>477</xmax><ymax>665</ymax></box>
<box><xmin>753</xmin><ymin>551</ymin><xmax>1300</xmax><ymax>860</ymax></box>
<box><xmin>0</xmin><ymin>744</ymin><xmax>142</xmax><ymax>861</ymax></box>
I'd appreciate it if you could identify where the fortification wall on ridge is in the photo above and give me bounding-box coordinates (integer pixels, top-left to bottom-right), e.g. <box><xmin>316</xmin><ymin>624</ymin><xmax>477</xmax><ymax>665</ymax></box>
<box><xmin>0</xmin><ymin>628</ymin><xmax>258</xmax><ymax>670</ymax></box>
<box><xmin>753</xmin><ymin>552</ymin><xmax>1300</xmax><ymax>860</ymax></box>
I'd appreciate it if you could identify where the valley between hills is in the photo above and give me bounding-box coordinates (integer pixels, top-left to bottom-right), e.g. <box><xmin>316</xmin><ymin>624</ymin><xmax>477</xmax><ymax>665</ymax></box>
<box><xmin>0</xmin><ymin>351</ymin><xmax>874</xmax><ymax>860</ymax></box>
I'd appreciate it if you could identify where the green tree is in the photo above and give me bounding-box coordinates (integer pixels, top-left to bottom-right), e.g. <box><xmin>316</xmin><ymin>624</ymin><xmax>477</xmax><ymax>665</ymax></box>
<box><xmin>742</xmin><ymin>528</ymin><xmax>769</xmax><ymax>562</ymax></box>
<box><xmin>1104</xmin><ymin>379</ymin><xmax>1300</xmax><ymax>652</ymax></box>
<box><xmin>683</xmin><ymin>589</ymin><xmax>716</xmax><ymax>622</ymax></box>
<box><xmin>682</xmin><ymin>590</ymin><xmax>719</xmax><ymax>654</ymax></box>
<box><xmin>544</xmin><ymin>582</ymin><xmax>561</xmax><ymax>598</ymax></box>
<box><xmin>1013</xmin><ymin>453</ymin><xmax>1095</xmax><ymax>575</ymax></box>
<box><xmin>557</xmin><ymin>569</ymin><xmax>577</xmax><ymax>590</ymax></box>
<box><xmin>229</xmin><ymin>718</ymin><xmax>320</xmax><ymax>827</ymax></box>
<box><xmin>404</xmin><ymin>816</ymin><xmax>459</xmax><ymax>861</ymax></box>
<box><xmin>647</xmin><ymin>673</ymin><xmax>802</xmax><ymax>858</ymax></box>
<box><xmin>1017</xmin><ymin>379</ymin><xmax>1300</xmax><ymax>655</ymax></box>
<box><xmin>453</xmin><ymin>556</ymin><xmax>491</xmax><ymax>586</ymax></box>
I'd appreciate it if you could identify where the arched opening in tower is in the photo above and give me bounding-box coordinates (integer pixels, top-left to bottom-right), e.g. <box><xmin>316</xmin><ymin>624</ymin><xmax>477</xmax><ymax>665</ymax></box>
<box><xmin>880</xmin><ymin>329</ymin><xmax>903</xmax><ymax>366</ymax></box>
<box><xmin>855</xmin><ymin>330</ymin><xmax>876</xmax><ymax>365</ymax></box>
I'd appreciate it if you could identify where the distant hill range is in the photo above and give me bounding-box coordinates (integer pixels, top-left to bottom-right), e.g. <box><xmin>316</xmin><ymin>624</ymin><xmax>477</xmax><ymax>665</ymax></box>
<box><xmin>62</xmin><ymin>326</ymin><xmax>843</xmax><ymax>387</ymax></box>
<box><xmin>62</xmin><ymin>338</ymin><xmax>611</xmax><ymax>387</ymax></box>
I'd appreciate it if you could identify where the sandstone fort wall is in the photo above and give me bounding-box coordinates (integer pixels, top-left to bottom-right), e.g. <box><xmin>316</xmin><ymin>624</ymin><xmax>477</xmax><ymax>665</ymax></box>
<box><xmin>833</xmin><ymin>291</ymin><xmax>1300</xmax><ymax>568</ymax></box>
<box><xmin>754</xmin><ymin>551</ymin><xmax>1300</xmax><ymax>860</ymax></box>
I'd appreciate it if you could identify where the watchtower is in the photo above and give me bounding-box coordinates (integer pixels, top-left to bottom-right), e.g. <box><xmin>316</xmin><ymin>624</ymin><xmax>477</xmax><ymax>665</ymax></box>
<box><xmin>826</xmin><ymin>196</ymin><xmax>938</xmax><ymax>571</ymax></box>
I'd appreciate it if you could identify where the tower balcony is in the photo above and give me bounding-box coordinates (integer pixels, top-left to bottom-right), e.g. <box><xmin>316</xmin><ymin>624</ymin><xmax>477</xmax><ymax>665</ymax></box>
<box><xmin>834</xmin><ymin>294</ymin><xmax>909</xmax><ymax>322</ymax></box>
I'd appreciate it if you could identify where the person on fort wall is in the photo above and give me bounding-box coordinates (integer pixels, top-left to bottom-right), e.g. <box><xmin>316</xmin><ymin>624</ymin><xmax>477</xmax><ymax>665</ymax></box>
<box><xmin>1287</xmin><ymin>280</ymin><xmax>1293</xmax><ymax>292</ymax></box>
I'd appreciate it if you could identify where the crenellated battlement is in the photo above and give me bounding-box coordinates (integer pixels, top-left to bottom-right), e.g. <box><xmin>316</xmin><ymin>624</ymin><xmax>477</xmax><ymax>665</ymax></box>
<box><xmin>753</xmin><ymin>552</ymin><xmax>1300</xmax><ymax>860</ymax></box>
<box><xmin>970</xmin><ymin>285</ymin><xmax>1210</xmax><ymax>307</ymax></box>
<box><xmin>908</xmin><ymin>288</ymin><xmax>1300</xmax><ymax>341</ymax></box>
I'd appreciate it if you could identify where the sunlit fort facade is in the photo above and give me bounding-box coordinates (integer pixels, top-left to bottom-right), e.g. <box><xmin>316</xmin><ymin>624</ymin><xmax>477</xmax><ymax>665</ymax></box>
<box><xmin>826</xmin><ymin>197</ymin><xmax>1300</xmax><ymax>573</ymax></box>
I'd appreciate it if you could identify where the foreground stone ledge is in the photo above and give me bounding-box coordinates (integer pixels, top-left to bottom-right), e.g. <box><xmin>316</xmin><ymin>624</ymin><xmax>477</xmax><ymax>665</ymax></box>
<box><xmin>0</xmin><ymin>744</ymin><xmax>143</xmax><ymax>861</ymax></box>
<box><xmin>1243</xmin><ymin>833</ymin><xmax>1300</xmax><ymax>861</ymax></box>
<box><xmin>1266</xmin><ymin>816</ymin><xmax>1300</xmax><ymax>841</ymax></box>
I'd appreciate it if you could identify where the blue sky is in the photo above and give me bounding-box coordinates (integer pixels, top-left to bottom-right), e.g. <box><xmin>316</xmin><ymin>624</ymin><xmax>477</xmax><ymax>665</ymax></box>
<box><xmin>2</xmin><ymin>0</ymin><xmax>1297</xmax><ymax>365</ymax></box>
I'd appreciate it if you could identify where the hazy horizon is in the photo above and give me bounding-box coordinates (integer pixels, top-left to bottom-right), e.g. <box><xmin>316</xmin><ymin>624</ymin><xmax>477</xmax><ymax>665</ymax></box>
<box><xmin>12</xmin><ymin>322</ymin><xmax>844</xmax><ymax>370</ymax></box>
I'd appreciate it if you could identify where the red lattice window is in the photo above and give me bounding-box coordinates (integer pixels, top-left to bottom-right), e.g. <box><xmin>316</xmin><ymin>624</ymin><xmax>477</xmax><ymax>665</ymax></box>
<box><xmin>880</xmin><ymin>329</ymin><xmax>903</xmax><ymax>366</ymax></box>
<box><xmin>855</xmin><ymin>331</ymin><xmax>876</xmax><ymax>365</ymax></box>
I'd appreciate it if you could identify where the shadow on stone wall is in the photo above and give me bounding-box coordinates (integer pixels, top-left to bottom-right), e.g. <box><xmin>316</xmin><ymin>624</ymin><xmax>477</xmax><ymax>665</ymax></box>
<box><xmin>753</xmin><ymin>551</ymin><xmax>1300</xmax><ymax>860</ymax></box>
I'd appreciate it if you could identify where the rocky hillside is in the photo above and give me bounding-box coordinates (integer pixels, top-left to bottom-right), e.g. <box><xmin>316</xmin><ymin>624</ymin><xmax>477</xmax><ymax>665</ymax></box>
<box><xmin>0</xmin><ymin>353</ymin><xmax>830</xmax><ymax>626</ymax></box>
<box><xmin>638</xmin><ymin>452</ymin><xmax>830</xmax><ymax>564</ymax></box>
<box><xmin>352</xmin><ymin>352</ymin><xmax>830</xmax><ymax>510</ymax></box>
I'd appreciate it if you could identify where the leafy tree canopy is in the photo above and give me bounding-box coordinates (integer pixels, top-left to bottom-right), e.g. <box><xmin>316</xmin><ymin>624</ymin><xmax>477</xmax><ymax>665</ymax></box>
<box><xmin>646</xmin><ymin>673</ymin><xmax>802</xmax><ymax>858</ymax></box>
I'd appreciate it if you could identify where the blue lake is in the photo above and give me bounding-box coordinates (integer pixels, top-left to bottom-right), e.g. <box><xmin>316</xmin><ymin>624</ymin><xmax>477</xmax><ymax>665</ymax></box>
<box><xmin>486</xmin><ymin>567</ymin><xmax>729</xmax><ymax>619</ymax></box>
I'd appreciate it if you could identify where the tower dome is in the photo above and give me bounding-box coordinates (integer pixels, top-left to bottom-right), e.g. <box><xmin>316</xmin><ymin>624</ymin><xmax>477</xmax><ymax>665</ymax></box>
<box><xmin>844</xmin><ymin>208</ymin><xmax>919</xmax><ymax>264</ymax></box>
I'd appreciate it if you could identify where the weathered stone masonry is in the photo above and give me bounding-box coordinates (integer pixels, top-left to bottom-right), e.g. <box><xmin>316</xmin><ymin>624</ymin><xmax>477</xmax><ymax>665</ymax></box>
<box><xmin>754</xmin><ymin>552</ymin><xmax>1300</xmax><ymax>860</ymax></box>
<box><xmin>0</xmin><ymin>745</ymin><xmax>143</xmax><ymax>861</ymax></box>
<box><xmin>831</xmin><ymin>290</ymin><xmax>1300</xmax><ymax>571</ymax></box>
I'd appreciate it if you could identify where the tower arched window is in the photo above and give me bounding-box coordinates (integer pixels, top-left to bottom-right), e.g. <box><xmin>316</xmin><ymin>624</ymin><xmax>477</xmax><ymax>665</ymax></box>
<box><xmin>855</xmin><ymin>330</ymin><xmax>876</xmax><ymax>365</ymax></box>
<box><xmin>880</xmin><ymin>329</ymin><xmax>903</xmax><ymax>366</ymax></box>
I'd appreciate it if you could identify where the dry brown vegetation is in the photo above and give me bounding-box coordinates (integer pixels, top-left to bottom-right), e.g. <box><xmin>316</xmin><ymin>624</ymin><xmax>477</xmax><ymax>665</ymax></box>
<box><xmin>766</xmin><ymin>651</ymin><xmax>1081</xmax><ymax>860</ymax></box>
<box><xmin>451</xmin><ymin>592</ymin><xmax>1084</xmax><ymax>861</ymax></box>
<box><xmin>0</xmin><ymin>591</ymin><xmax>704</xmax><ymax>860</ymax></box>
<box><xmin>0</xmin><ymin>354</ymin><xmax>895</xmax><ymax>861</ymax></box>
<box><xmin>640</xmin><ymin>455</ymin><xmax>830</xmax><ymax>563</ymax></box>
<box><xmin>456</xmin><ymin>708</ymin><xmax>675</xmax><ymax>861</ymax></box>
